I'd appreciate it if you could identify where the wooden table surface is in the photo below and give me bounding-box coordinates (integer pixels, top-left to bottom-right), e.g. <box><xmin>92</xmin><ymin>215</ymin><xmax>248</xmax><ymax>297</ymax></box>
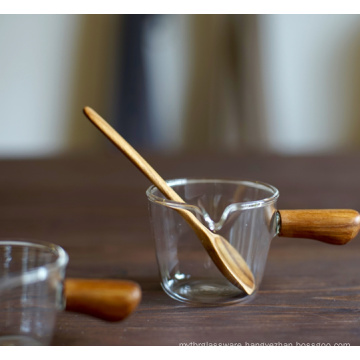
<box><xmin>1</xmin><ymin>152</ymin><xmax>360</xmax><ymax>346</ymax></box>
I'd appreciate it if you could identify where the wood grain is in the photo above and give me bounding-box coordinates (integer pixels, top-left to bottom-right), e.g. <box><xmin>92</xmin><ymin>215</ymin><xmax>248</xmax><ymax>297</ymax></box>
<box><xmin>279</xmin><ymin>209</ymin><xmax>360</xmax><ymax>245</ymax></box>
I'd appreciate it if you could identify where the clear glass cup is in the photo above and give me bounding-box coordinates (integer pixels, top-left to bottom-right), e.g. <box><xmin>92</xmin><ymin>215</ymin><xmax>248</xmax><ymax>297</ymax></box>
<box><xmin>147</xmin><ymin>179</ymin><xmax>279</xmax><ymax>305</ymax></box>
<box><xmin>0</xmin><ymin>240</ymin><xmax>68</xmax><ymax>345</ymax></box>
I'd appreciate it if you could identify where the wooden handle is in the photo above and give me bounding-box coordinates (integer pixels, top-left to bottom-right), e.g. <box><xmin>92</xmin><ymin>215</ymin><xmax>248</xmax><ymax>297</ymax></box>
<box><xmin>64</xmin><ymin>278</ymin><xmax>141</xmax><ymax>322</ymax></box>
<box><xmin>278</xmin><ymin>209</ymin><xmax>360</xmax><ymax>245</ymax></box>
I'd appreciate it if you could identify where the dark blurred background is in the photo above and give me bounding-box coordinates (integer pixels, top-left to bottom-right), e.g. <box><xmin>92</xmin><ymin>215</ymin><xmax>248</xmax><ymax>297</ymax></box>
<box><xmin>1</xmin><ymin>14</ymin><xmax>360</xmax><ymax>158</ymax></box>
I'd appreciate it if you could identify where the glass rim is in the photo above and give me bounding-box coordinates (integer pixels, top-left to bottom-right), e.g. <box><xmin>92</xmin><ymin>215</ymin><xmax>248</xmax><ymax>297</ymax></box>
<box><xmin>0</xmin><ymin>239</ymin><xmax>69</xmax><ymax>289</ymax></box>
<box><xmin>146</xmin><ymin>178</ymin><xmax>279</xmax><ymax>211</ymax></box>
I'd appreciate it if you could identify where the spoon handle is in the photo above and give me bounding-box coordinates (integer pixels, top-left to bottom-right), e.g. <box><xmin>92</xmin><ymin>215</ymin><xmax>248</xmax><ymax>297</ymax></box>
<box><xmin>83</xmin><ymin>107</ymin><xmax>209</xmax><ymax>234</ymax></box>
<box><xmin>278</xmin><ymin>209</ymin><xmax>360</xmax><ymax>245</ymax></box>
<box><xmin>84</xmin><ymin>107</ymin><xmax>184</xmax><ymax>204</ymax></box>
<box><xmin>64</xmin><ymin>278</ymin><xmax>141</xmax><ymax>321</ymax></box>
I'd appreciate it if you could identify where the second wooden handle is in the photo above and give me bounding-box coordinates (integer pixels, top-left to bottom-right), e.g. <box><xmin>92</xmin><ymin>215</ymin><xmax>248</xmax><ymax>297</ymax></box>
<box><xmin>278</xmin><ymin>209</ymin><xmax>360</xmax><ymax>245</ymax></box>
<box><xmin>64</xmin><ymin>278</ymin><xmax>142</xmax><ymax>321</ymax></box>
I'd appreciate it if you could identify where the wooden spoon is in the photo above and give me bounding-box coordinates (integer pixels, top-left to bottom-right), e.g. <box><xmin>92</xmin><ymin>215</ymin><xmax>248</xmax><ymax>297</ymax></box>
<box><xmin>83</xmin><ymin>106</ymin><xmax>255</xmax><ymax>295</ymax></box>
<box><xmin>64</xmin><ymin>278</ymin><xmax>141</xmax><ymax>321</ymax></box>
